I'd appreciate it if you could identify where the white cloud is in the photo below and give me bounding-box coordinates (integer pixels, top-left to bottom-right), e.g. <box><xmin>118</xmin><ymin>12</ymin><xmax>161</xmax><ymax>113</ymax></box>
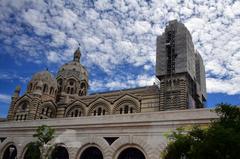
<box><xmin>135</xmin><ymin>75</ymin><xmax>155</xmax><ymax>87</ymax></box>
<box><xmin>180</xmin><ymin>7</ymin><xmax>193</xmax><ymax>17</ymax></box>
<box><xmin>232</xmin><ymin>1</ymin><xmax>240</xmax><ymax>16</ymax></box>
<box><xmin>82</xmin><ymin>36</ymin><xmax>102</xmax><ymax>50</ymax></box>
<box><xmin>134</xmin><ymin>21</ymin><xmax>151</xmax><ymax>35</ymax></box>
<box><xmin>0</xmin><ymin>94</ymin><xmax>11</xmax><ymax>104</ymax></box>
<box><xmin>0</xmin><ymin>73</ymin><xmax>30</xmax><ymax>83</ymax></box>
<box><xmin>85</xmin><ymin>8</ymin><xmax>99</xmax><ymax>20</ymax></box>
<box><xmin>1</xmin><ymin>0</ymin><xmax>240</xmax><ymax>96</ymax></box>
<box><xmin>95</xmin><ymin>0</ymin><xmax>112</xmax><ymax>11</ymax></box>
<box><xmin>207</xmin><ymin>77</ymin><xmax>240</xmax><ymax>95</ymax></box>
<box><xmin>89</xmin><ymin>73</ymin><xmax>155</xmax><ymax>92</ymax></box>
<box><xmin>185</xmin><ymin>18</ymin><xmax>206</xmax><ymax>32</ymax></box>
<box><xmin>46</xmin><ymin>51</ymin><xmax>61</xmax><ymax>63</ymax></box>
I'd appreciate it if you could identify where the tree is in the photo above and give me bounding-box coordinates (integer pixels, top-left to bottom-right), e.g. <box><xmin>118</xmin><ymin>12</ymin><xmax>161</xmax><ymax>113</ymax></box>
<box><xmin>162</xmin><ymin>103</ymin><xmax>240</xmax><ymax>159</ymax></box>
<box><xmin>33</xmin><ymin>125</ymin><xmax>55</xmax><ymax>145</ymax></box>
<box><xmin>26</xmin><ymin>125</ymin><xmax>55</xmax><ymax>159</ymax></box>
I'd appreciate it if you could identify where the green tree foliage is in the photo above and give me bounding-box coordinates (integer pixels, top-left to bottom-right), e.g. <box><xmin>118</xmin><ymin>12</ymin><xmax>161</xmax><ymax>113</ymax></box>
<box><xmin>162</xmin><ymin>103</ymin><xmax>240</xmax><ymax>159</ymax></box>
<box><xmin>33</xmin><ymin>125</ymin><xmax>55</xmax><ymax>145</ymax></box>
<box><xmin>26</xmin><ymin>125</ymin><xmax>55</xmax><ymax>159</ymax></box>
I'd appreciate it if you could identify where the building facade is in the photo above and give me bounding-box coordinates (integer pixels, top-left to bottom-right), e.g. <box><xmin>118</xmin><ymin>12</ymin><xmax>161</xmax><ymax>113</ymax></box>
<box><xmin>0</xmin><ymin>20</ymin><xmax>214</xmax><ymax>159</ymax></box>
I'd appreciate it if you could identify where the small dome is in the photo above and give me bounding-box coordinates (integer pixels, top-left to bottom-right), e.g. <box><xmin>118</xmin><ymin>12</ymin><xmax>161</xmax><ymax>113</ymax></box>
<box><xmin>57</xmin><ymin>61</ymin><xmax>88</xmax><ymax>82</ymax></box>
<box><xmin>30</xmin><ymin>70</ymin><xmax>57</xmax><ymax>89</ymax></box>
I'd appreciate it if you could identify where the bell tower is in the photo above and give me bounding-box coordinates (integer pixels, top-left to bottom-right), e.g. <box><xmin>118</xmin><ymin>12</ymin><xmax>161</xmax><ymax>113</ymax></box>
<box><xmin>156</xmin><ymin>20</ymin><xmax>206</xmax><ymax>110</ymax></box>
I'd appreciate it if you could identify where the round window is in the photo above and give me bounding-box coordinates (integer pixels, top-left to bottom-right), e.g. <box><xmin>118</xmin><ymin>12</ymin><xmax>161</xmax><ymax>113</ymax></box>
<box><xmin>21</xmin><ymin>103</ymin><xmax>27</xmax><ymax>110</ymax></box>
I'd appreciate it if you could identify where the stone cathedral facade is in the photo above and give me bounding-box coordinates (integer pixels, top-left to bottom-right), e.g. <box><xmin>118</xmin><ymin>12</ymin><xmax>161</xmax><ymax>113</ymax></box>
<box><xmin>0</xmin><ymin>20</ymin><xmax>215</xmax><ymax>159</ymax></box>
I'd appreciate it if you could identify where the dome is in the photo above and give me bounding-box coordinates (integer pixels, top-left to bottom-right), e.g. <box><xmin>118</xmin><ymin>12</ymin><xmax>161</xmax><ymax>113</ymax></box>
<box><xmin>55</xmin><ymin>48</ymin><xmax>89</xmax><ymax>98</ymax></box>
<box><xmin>57</xmin><ymin>61</ymin><xmax>88</xmax><ymax>82</ymax></box>
<box><xmin>57</xmin><ymin>48</ymin><xmax>88</xmax><ymax>82</ymax></box>
<box><xmin>30</xmin><ymin>70</ymin><xmax>57</xmax><ymax>89</ymax></box>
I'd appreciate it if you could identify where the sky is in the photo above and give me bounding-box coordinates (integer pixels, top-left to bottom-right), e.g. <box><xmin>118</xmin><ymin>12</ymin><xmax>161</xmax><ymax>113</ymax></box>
<box><xmin>0</xmin><ymin>0</ymin><xmax>240</xmax><ymax>117</ymax></box>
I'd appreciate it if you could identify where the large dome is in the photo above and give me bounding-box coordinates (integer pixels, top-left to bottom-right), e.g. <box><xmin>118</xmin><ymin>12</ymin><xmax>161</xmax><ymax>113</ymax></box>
<box><xmin>27</xmin><ymin>70</ymin><xmax>58</xmax><ymax>96</ymax></box>
<box><xmin>57</xmin><ymin>61</ymin><xmax>88</xmax><ymax>81</ymax></box>
<box><xmin>56</xmin><ymin>48</ymin><xmax>89</xmax><ymax>98</ymax></box>
<box><xmin>30</xmin><ymin>70</ymin><xmax>57</xmax><ymax>88</ymax></box>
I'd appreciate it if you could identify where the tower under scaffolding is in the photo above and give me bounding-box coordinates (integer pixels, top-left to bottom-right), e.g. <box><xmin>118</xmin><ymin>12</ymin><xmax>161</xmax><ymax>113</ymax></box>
<box><xmin>156</xmin><ymin>20</ymin><xmax>207</xmax><ymax>110</ymax></box>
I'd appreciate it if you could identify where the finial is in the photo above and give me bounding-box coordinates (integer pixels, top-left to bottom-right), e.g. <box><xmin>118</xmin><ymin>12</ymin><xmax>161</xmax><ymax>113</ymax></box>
<box><xmin>12</xmin><ymin>85</ymin><xmax>21</xmax><ymax>98</ymax></box>
<box><xmin>73</xmin><ymin>44</ymin><xmax>81</xmax><ymax>62</ymax></box>
<box><xmin>15</xmin><ymin>85</ymin><xmax>21</xmax><ymax>92</ymax></box>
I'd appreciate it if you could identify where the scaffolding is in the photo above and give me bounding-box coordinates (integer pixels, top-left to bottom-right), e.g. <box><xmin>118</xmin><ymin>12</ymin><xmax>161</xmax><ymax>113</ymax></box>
<box><xmin>165</xmin><ymin>27</ymin><xmax>177</xmax><ymax>87</ymax></box>
<box><xmin>163</xmin><ymin>26</ymin><xmax>178</xmax><ymax>109</ymax></box>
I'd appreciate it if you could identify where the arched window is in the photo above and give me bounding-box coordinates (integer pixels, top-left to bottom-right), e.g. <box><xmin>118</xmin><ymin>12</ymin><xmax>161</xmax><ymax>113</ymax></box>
<box><xmin>21</xmin><ymin>103</ymin><xmax>27</xmax><ymax>111</ymax></box>
<box><xmin>120</xmin><ymin>108</ymin><xmax>123</xmax><ymax>114</ymax></box>
<box><xmin>43</xmin><ymin>84</ymin><xmax>48</xmax><ymax>93</ymax></box>
<box><xmin>2</xmin><ymin>145</ymin><xmax>17</xmax><ymax>159</ymax></box>
<box><xmin>103</xmin><ymin>109</ymin><xmax>106</xmax><ymax>115</ymax></box>
<box><xmin>51</xmin><ymin>146</ymin><xmax>69</xmax><ymax>159</ymax></box>
<box><xmin>15</xmin><ymin>101</ymin><xmax>29</xmax><ymax>121</ymax></box>
<box><xmin>69</xmin><ymin>81</ymin><xmax>74</xmax><ymax>86</ymax></box>
<box><xmin>67</xmin><ymin>79</ymin><xmax>76</xmax><ymax>95</ymax></box>
<box><xmin>130</xmin><ymin>107</ymin><xmax>133</xmax><ymax>113</ymax></box>
<box><xmin>124</xmin><ymin>105</ymin><xmax>129</xmax><ymax>114</ymax></box>
<box><xmin>42</xmin><ymin>108</ymin><xmax>45</xmax><ymax>114</ymax></box>
<box><xmin>90</xmin><ymin>104</ymin><xmax>109</xmax><ymax>116</ymax></box>
<box><xmin>67</xmin><ymin>87</ymin><xmax>70</xmax><ymax>94</ymax></box>
<box><xmin>114</xmin><ymin>100</ymin><xmax>139</xmax><ymax>115</ymax></box>
<box><xmin>75</xmin><ymin>110</ymin><xmax>78</xmax><ymax>117</ymax></box>
<box><xmin>80</xmin><ymin>146</ymin><xmax>103</xmax><ymax>159</ymax></box>
<box><xmin>97</xmin><ymin>107</ymin><xmax>102</xmax><ymax>115</ymax></box>
<box><xmin>117</xmin><ymin>147</ymin><xmax>145</xmax><ymax>159</ymax></box>
<box><xmin>50</xmin><ymin>87</ymin><xmax>54</xmax><ymax>95</ymax></box>
<box><xmin>79</xmin><ymin>82</ymin><xmax>87</xmax><ymax>96</ymax></box>
<box><xmin>66</xmin><ymin>106</ymin><xmax>84</xmax><ymax>117</ymax></box>
<box><xmin>40</xmin><ymin>105</ymin><xmax>55</xmax><ymax>119</ymax></box>
<box><xmin>70</xmin><ymin>88</ymin><xmax>74</xmax><ymax>94</ymax></box>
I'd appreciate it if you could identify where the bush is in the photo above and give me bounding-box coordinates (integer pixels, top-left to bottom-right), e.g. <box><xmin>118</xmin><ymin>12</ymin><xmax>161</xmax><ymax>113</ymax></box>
<box><xmin>162</xmin><ymin>103</ymin><xmax>240</xmax><ymax>159</ymax></box>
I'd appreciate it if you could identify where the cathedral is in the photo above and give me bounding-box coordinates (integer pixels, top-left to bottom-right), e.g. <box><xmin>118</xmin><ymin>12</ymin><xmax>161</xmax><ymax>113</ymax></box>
<box><xmin>0</xmin><ymin>20</ymin><xmax>216</xmax><ymax>159</ymax></box>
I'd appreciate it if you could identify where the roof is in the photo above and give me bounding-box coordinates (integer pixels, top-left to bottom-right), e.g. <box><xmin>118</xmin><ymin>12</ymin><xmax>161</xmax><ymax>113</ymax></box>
<box><xmin>90</xmin><ymin>85</ymin><xmax>159</xmax><ymax>95</ymax></box>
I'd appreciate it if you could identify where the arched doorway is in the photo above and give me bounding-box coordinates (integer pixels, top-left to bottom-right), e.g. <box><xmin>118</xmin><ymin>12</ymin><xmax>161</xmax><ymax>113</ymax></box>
<box><xmin>118</xmin><ymin>147</ymin><xmax>145</xmax><ymax>159</ymax></box>
<box><xmin>24</xmin><ymin>143</ymin><xmax>41</xmax><ymax>159</ymax></box>
<box><xmin>2</xmin><ymin>145</ymin><xmax>17</xmax><ymax>159</ymax></box>
<box><xmin>80</xmin><ymin>146</ymin><xmax>103</xmax><ymax>159</ymax></box>
<box><xmin>51</xmin><ymin>146</ymin><xmax>69</xmax><ymax>159</ymax></box>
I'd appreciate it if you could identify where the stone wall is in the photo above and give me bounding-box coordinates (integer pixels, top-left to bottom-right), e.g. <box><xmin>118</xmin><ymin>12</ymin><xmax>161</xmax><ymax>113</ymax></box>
<box><xmin>0</xmin><ymin>109</ymin><xmax>218</xmax><ymax>159</ymax></box>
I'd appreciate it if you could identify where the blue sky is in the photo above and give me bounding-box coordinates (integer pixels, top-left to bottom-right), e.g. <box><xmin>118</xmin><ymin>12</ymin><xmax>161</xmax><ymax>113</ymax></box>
<box><xmin>0</xmin><ymin>0</ymin><xmax>240</xmax><ymax>117</ymax></box>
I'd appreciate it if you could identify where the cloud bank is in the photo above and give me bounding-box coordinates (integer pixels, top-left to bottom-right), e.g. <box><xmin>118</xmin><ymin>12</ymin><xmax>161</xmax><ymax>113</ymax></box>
<box><xmin>0</xmin><ymin>0</ymin><xmax>240</xmax><ymax>95</ymax></box>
